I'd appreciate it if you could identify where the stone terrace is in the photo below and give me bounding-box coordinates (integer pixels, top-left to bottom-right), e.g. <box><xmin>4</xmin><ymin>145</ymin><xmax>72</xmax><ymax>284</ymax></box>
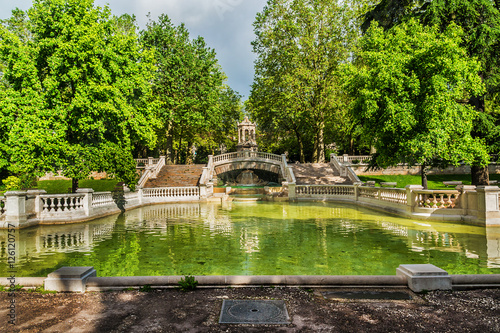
<box><xmin>144</xmin><ymin>164</ymin><xmax>205</xmax><ymax>188</ymax></box>
<box><xmin>291</xmin><ymin>163</ymin><xmax>352</xmax><ymax>185</ymax></box>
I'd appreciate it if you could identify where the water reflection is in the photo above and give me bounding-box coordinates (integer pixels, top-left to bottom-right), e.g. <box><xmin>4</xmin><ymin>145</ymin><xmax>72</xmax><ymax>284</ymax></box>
<box><xmin>0</xmin><ymin>201</ymin><xmax>499</xmax><ymax>276</ymax></box>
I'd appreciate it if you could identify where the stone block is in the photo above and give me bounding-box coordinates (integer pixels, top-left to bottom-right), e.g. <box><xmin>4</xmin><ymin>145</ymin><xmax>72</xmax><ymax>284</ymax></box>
<box><xmin>45</xmin><ymin>266</ymin><xmax>96</xmax><ymax>292</ymax></box>
<box><xmin>397</xmin><ymin>264</ymin><xmax>451</xmax><ymax>292</ymax></box>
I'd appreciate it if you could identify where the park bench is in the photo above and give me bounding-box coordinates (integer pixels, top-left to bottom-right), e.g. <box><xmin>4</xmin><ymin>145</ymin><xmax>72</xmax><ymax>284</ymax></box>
<box><xmin>364</xmin><ymin>181</ymin><xmax>376</xmax><ymax>187</ymax></box>
<box><xmin>380</xmin><ymin>182</ymin><xmax>397</xmax><ymax>187</ymax></box>
<box><xmin>443</xmin><ymin>181</ymin><xmax>462</xmax><ymax>187</ymax></box>
<box><xmin>490</xmin><ymin>180</ymin><xmax>498</xmax><ymax>185</ymax></box>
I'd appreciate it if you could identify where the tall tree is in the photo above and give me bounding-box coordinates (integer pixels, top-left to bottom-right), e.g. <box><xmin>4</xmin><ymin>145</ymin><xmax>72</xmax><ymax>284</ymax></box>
<box><xmin>0</xmin><ymin>0</ymin><xmax>157</xmax><ymax>190</ymax></box>
<box><xmin>346</xmin><ymin>19</ymin><xmax>489</xmax><ymax>188</ymax></box>
<box><xmin>141</xmin><ymin>15</ymin><xmax>241</xmax><ymax>164</ymax></box>
<box><xmin>249</xmin><ymin>0</ymin><xmax>358</xmax><ymax>162</ymax></box>
<box><xmin>363</xmin><ymin>0</ymin><xmax>500</xmax><ymax>184</ymax></box>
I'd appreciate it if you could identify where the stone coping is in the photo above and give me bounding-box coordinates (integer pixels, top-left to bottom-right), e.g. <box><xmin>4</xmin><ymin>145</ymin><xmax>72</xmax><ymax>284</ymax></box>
<box><xmin>2</xmin><ymin>274</ymin><xmax>500</xmax><ymax>290</ymax></box>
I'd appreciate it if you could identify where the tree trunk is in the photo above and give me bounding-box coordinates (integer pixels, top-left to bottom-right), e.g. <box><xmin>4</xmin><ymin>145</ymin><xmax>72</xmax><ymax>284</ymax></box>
<box><xmin>471</xmin><ymin>165</ymin><xmax>489</xmax><ymax>185</ymax></box>
<box><xmin>293</xmin><ymin>128</ymin><xmax>305</xmax><ymax>163</ymax></box>
<box><xmin>71</xmin><ymin>178</ymin><xmax>79</xmax><ymax>193</ymax></box>
<box><xmin>313</xmin><ymin>123</ymin><xmax>325</xmax><ymax>163</ymax></box>
<box><xmin>421</xmin><ymin>164</ymin><xmax>428</xmax><ymax>190</ymax></box>
<box><xmin>185</xmin><ymin>142</ymin><xmax>193</xmax><ymax>165</ymax></box>
<box><xmin>165</xmin><ymin>122</ymin><xmax>174</xmax><ymax>164</ymax></box>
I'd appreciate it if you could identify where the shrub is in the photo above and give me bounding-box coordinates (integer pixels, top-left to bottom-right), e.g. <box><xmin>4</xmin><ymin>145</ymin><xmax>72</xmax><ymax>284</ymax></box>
<box><xmin>178</xmin><ymin>275</ymin><xmax>198</xmax><ymax>292</ymax></box>
<box><xmin>2</xmin><ymin>176</ymin><xmax>21</xmax><ymax>191</ymax></box>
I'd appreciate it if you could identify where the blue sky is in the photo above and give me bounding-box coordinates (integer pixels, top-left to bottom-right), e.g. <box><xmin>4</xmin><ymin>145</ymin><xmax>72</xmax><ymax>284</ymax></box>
<box><xmin>0</xmin><ymin>0</ymin><xmax>269</xmax><ymax>99</ymax></box>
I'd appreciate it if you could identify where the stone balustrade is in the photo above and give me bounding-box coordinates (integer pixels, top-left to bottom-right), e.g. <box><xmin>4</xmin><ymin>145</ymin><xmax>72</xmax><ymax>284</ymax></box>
<box><xmin>0</xmin><ymin>196</ymin><xmax>6</xmax><ymax>220</ymax></box>
<box><xmin>40</xmin><ymin>193</ymin><xmax>85</xmax><ymax>213</ymax></box>
<box><xmin>415</xmin><ymin>190</ymin><xmax>460</xmax><ymax>209</ymax></box>
<box><xmin>91</xmin><ymin>192</ymin><xmax>114</xmax><ymax>207</ymax></box>
<box><xmin>296</xmin><ymin>185</ymin><xmax>355</xmax><ymax>197</ymax></box>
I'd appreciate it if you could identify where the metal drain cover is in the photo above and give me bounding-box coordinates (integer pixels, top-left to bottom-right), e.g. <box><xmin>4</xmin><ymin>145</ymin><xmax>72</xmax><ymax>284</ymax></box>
<box><xmin>219</xmin><ymin>300</ymin><xmax>290</xmax><ymax>324</ymax></box>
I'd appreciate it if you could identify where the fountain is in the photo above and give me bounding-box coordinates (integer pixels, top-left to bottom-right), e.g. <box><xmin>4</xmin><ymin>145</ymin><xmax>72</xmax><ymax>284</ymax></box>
<box><xmin>236</xmin><ymin>170</ymin><xmax>264</xmax><ymax>186</ymax></box>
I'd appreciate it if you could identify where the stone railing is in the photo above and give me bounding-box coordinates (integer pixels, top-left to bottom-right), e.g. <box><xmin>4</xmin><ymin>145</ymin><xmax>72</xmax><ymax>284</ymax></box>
<box><xmin>0</xmin><ymin>196</ymin><xmax>6</xmax><ymax>220</ymax></box>
<box><xmin>290</xmin><ymin>184</ymin><xmax>500</xmax><ymax>226</ymax></box>
<box><xmin>40</xmin><ymin>193</ymin><xmax>85</xmax><ymax>214</ymax></box>
<box><xmin>91</xmin><ymin>192</ymin><xmax>114</xmax><ymax>207</ymax></box>
<box><xmin>330</xmin><ymin>154</ymin><xmax>361</xmax><ymax>183</ymax></box>
<box><xmin>137</xmin><ymin>156</ymin><xmax>165</xmax><ymax>188</ymax></box>
<box><xmin>135</xmin><ymin>157</ymin><xmax>160</xmax><ymax>168</ymax></box>
<box><xmin>212</xmin><ymin>151</ymin><xmax>283</xmax><ymax>165</ymax></box>
<box><xmin>415</xmin><ymin>190</ymin><xmax>460</xmax><ymax>209</ymax></box>
<box><xmin>296</xmin><ymin>185</ymin><xmax>355</xmax><ymax>197</ymax></box>
<box><xmin>142</xmin><ymin>187</ymin><xmax>200</xmax><ymax>203</ymax></box>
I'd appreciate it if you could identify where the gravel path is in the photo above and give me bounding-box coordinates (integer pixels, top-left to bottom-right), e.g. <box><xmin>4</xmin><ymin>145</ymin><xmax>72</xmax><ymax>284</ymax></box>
<box><xmin>1</xmin><ymin>288</ymin><xmax>499</xmax><ymax>332</ymax></box>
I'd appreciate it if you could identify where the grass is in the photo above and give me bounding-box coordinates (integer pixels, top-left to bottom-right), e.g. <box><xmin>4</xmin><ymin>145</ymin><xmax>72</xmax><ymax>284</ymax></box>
<box><xmin>358</xmin><ymin>174</ymin><xmax>500</xmax><ymax>189</ymax></box>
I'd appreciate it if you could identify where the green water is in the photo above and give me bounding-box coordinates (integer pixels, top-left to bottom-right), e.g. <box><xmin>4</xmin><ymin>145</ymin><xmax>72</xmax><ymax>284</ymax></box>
<box><xmin>1</xmin><ymin>201</ymin><xmax>499</xmax><ymax>277</ymax></box>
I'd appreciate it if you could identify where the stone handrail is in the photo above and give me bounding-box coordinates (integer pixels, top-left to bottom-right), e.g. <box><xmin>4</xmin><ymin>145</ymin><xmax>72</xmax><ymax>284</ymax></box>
<box><xmin>359</xmin><ymin>187</ymin><xmax>407</xmax><ymax>205</ymax></box>
<box><xmin>296</xmin><ymin>185</ymin><xmax>355</xmax><ymax>196</ymax></box>
<box><xmin>142</xmin><ymin>187</ymin><xmax>200</xmax><ymax>201</ymax></box>
<box><xmin>199</xmin><ymin>155</ymin><xmax>214</xmax><ymax>185</ymax></box>
<box><xmin>92</xmin><ymin>192</ymin><xmax>114</xmax><ymax>207</ymax></box>
<box><xmin>213</xmin><ymin>151</ymin><xmax>283</xmax><ymax>165</ymax></box>
<box><xmin>135</xmin><ymin>157</ymin><xmax>160</xmax><ymax>168</ymax></box>
<box><xmin>40</xmin><ymin>193</ymin><xmax>85</xmax><ymax>213</ymax></box>
<box><xmin>414</xmin><ymin>190</ymin><xmax>460</xmax><ymax>209</ymax></box>
<box><xmin>137</xmin><ymin>156</ymin><xmax>165</xmax><ymax>188</ymax></box>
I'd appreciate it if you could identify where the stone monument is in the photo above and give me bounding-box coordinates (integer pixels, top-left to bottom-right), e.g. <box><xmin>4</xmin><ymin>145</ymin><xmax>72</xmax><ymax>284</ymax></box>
<box><xmin>237</xmin><ymin>117</ymin><xmax>258</xmax><ymax>152</ymax></box>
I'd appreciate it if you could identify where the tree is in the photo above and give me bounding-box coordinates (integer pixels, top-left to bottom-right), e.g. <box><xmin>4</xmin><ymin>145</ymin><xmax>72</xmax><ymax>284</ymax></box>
<box><xmin>0</xmin><ymin>0</ymin><xmax>157</xmax><ymax>190</ymax></box>
<box><xmin>141</xmin><ymin>15</ymin><xmax>241</xmax><ymax>164</ymax></box>
<box><xmin>248</xmin><ymin>0</ymin><xmax>359</xmax><ymax>162</ymax></box>
<box><xmin>345</xmin><ymin>19</ymin><xmax>489</xmax><ymax>188</ymax></box>
<box><xmin>363</xmin><ymin>0</ymin><xmax>500</xmax><ymax>184</ymax></box>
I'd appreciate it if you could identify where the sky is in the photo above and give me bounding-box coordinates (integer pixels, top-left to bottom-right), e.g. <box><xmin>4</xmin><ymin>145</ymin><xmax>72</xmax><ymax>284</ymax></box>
<box><xmin>0</xmin><ymin>0</ymin><xmax>269</xmax><ymax>100</ymax></box>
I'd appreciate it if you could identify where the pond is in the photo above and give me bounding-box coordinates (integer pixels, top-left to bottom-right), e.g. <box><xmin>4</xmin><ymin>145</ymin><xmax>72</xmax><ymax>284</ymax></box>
<box><xmin>1</xmin><ymin>201</ymin><xmax>499</xmax><ymax>277</ymax></box>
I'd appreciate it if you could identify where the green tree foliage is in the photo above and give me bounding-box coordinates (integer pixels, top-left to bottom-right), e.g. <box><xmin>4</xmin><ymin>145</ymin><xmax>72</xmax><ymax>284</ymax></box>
<box><xmin>346</xmin><ymin>19</ymin><xmax>489</xmax><ymax>187</ymax></box>
<box><xmin>0</xmin><ymin>0</ymin><xmax>157</xmax><ymax>189</ymax></box>
<box><xmin>141</xmin><ymin>15</ymin><xmax>242</xmax><ymax>164</ymax></box>
<box><xmin>363</xmin><ymin>0</ymin><xmax>500</xmax><ymax>184</ymax></box>
<box><xmin>248</xmin><ymin>0</ymin><xmax>361</xmax><ymax>162</ymax></box>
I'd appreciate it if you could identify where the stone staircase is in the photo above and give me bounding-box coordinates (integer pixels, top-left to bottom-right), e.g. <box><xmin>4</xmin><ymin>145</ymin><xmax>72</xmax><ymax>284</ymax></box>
<box><xmin>290</xmin><ymin>163</ymin><xmax>352</xmax><ymax>185</ymax></box>
<box><xmin>144</xmin><ymin>165</ymin><xmax>205</xmax><ymax>188</ymax></box>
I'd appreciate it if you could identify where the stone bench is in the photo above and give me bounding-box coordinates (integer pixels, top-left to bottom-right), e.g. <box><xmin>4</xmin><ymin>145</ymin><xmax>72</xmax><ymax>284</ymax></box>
<box><xmin>490</xmin><ymin>180</ymin><xmax>498</xmax><ymax>185</ymax></box>
<box><xmin>380</xmin><ymin>182</ymin><xmax>397</xmax><ymax>187</ymax></box>
<box><xmin>364</xmin><ymin>181</ymin><xmax>376</xmax><ymax>187</ymax></box>
<box><xmin>443</xmin><ymin>181</ymin><xmax>462</xmax><ymax>187</ymax></box>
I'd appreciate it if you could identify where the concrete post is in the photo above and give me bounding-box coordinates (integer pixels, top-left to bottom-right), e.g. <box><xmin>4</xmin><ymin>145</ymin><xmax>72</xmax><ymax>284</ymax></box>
<box><xmin>353</xmin><ymin>183</ymin><xmax>361</xmax><ymax>201</ymax></box>
<box><xmin>456</xmin><ymin>185</ymin><xmax>477</xmax><ymax>216</ymax></box>
<box><xmin>5</xmin><ymin>191</ymin><xmax>28</xmax><ymax>228</ymax></box>
<box><xmin>288</xmin><ymin>183</ymin><xmax>296</xmax><ymax>199</ymax></box>
<box><xmin>76</xmin><ymin>189</ymin><xmax>94</xmax><ymax>216</ymax></box>
<box><xmin>27</xmin><ymin>190</ymin><xmax>47</xmax><ymax>218</ymax></box>
<box><xmin>476</xmin><ymin>186</ymin><xmax>500</xmax><ymax>226</ymax></box>
<box><xmin>406</xmin><ymin>185</ymin><xmax>423</xmax><ymax>213</ymax></box>
<box><xmin>199</xmin><ymin>185</ymin><xmax>207</xmax><ymax>199</ymax></box>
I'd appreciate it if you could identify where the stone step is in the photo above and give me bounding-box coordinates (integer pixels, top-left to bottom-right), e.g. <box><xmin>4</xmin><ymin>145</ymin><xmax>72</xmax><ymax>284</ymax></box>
<box><xmin>144</xmin><ymin>164</ymin><xmax>205</xmax><ymax>188</ymax></box>
<box><xmin>291</xmin><ymin>163</ymin><xmax>351</xmax><ymax>185</ymax></box>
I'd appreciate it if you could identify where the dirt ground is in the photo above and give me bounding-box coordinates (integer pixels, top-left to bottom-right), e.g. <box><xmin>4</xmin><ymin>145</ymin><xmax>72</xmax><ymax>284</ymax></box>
<box><xmin>0</xmin><ymin>287</ymin><xmax>499</xmax><ymax>332</ymax></box>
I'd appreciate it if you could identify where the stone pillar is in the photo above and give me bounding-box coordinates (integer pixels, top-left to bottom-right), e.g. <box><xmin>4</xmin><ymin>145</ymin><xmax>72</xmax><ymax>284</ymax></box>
<box><xmin>287</xmin><ymin>182</ymin><xmax>296</xmax><ymax>199</ymax></box>
<box><xmin>27</xmin><ymin>190</ymin><xmax>47</xmax><ymax>219</ymax></box>
<box><xmin>456</xmin><ymin>185</ymin><xmax>477</xmax><ymax>217</ymax></box>
<box><xmin>199</xmin><ymin>185</ymin><xmax>207</xmax><ymax>199</ymax></box>
<box><xmin>76</xmin><ymin>189</ymin><xmax>94</xmax><ymax>216</ymax></box>
<box><xmin>148</xmin><ymin>156</ymin><xmax>154</xmax><ymax>166</ymax></box>
<box><xmin>353</xmin><ymin>183</ymin><xmax>361</xmax><ymax>201</ymax></box>
<box><xmin>136</xmin><ymin>187</ymin><xmax>143</xmax><ymax>205</ymax></box>
<box><xmin>476</xmin><ymin>186</ymin><xmax>500</xmax><ymax>226</ymax></box>
<box><xmin>5</xmin><ymin>191</ymin><xmax>28</xmax><ymax>228</ymax></box>
<box><xmin>406</xmin><ymin>185</ymin><xmax>423</xmax><ymax>213</ymax></box>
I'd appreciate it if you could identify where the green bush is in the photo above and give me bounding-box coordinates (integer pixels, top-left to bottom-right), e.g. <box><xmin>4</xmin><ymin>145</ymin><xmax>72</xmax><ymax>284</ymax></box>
<box><xmin>178</xmin><ymin>276</ymin><xmax>198</xmax><ymax>292</ymax></box>
<box><xmin>2</xmin><ymin>176</ymin><xmax>21</xmax><ymax>191</ymax></box>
